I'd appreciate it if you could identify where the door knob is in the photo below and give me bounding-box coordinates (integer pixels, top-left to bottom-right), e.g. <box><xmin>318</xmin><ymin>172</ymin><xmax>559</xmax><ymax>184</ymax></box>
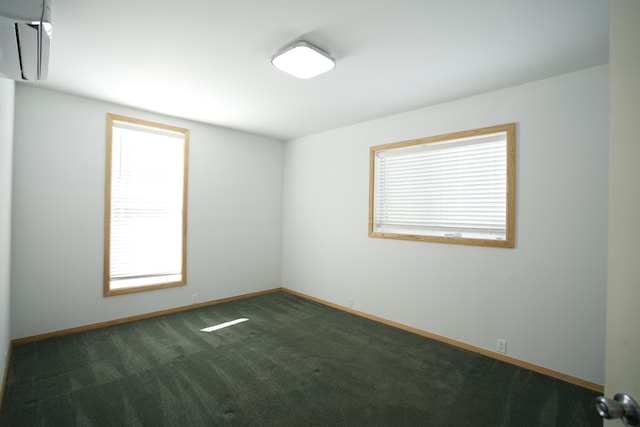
<box><xmin>596</xmin><ymin>393</ymin><xmax>640</xmax><ymax>426</ymax></box>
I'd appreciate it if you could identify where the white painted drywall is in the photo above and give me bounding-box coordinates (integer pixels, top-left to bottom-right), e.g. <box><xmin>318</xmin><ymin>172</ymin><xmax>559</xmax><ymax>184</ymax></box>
<box><xmin>10</xmin><ymin>85</ymin><xmax>283</xmax><ymax>339</ymax></box>
<box><xmin>0</xmin><ymin>78</ymin><xmax>14</xmax><ymax>389</ymax></box>
<box><xmin>282</xmin><ymin>66</ymin><xmax>609</xmax><ymax>385</ymax></box>
<box><xmin>605</xmin><ymin>0</ymin><xmax>640</xmax><ymax>408</ymax></box>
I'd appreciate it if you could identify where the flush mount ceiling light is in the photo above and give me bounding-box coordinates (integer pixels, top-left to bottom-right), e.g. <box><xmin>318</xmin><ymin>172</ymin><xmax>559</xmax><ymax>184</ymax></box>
<box><xmin>271</xmin><ymin>41</ymin><xmax>335</xmax><ymax>79</ymax></box>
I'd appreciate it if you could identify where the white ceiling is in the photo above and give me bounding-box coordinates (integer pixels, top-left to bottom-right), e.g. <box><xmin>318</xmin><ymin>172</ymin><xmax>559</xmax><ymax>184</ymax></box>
<box><xmin>36</xmin><ymin>0</ymin><xmax>608</xmax><ymax>141</ymax></box>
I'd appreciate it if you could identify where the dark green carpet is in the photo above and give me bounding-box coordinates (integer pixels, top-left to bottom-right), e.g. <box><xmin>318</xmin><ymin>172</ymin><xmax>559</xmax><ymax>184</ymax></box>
<box><xmin>0</xmin><ymin>291</ymin><xmax>600</xmax><ymax>426</ymax></box>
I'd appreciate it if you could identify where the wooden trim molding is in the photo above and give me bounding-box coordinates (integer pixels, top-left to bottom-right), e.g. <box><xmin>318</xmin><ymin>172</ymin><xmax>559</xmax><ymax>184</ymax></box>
<box><xmin>103</xmin><ymin>113</ymin><xmax>190</xmax><ymax>297</ymax></box>
<box><xmin>8</xmin><ymin>287</ymin><xmax>603</xmax><ymax>394</ymax></box>
<box><xmin>281</xmin><ymin>288</ymin><xmax>604</xmax><ymax>393</ymax></box>
<box><xmin>368</xmin><ymin>123</ymin><xmax>515</xmax><ymax>248</ymax></box>
<box><xmin>0</xmin><ymin>342</ymin><xmax>12</xmax><ymax>410</ymax></box>
<box><xmin>11</xmin><ymin>288</ymin><xmax>282</xmax><ymax>346</ymax></box>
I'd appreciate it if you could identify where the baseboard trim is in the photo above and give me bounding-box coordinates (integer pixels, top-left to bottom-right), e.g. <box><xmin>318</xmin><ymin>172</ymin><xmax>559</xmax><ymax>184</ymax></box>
<box><xmin>281</xmin><ymin>288</ymin><xmax>604</xmax><ymax>393</ymax></box>
<box><xmin>0</xmin><ymin>342</ymin><xmax>12</xmax><ymax>411</ymax></box>
<box><xmin>9</xmin><ymin>286</ymin><xmax>603</xmax><ymax>393</ymax></box>
<box><xmin>11</xmin><ymin>288</ymin><xmax>282</xmax><ymax>347</ymax></box>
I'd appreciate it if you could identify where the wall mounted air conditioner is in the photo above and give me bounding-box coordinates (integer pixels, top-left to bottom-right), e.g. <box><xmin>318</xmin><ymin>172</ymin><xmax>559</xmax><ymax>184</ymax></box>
<box><xmin>0</xmin><ymin>0</ymin><xmax>52</xmax><ymax>81</ymax></box>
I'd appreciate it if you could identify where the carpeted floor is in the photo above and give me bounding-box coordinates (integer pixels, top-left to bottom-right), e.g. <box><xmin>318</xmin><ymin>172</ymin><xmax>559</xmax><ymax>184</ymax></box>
<box><xmin>0</xmin><ymin>291</ymin><xmax>600</xmax><ymax>426</ymax></box>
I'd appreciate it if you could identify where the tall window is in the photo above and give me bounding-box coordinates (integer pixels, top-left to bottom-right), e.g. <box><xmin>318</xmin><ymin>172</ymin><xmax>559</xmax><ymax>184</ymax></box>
<box><xmin>369</xmin><ymin>123</ymin><xmax>515</xmax><ymax>248</ymax></box>
<box><xmin>104</xmin><ymin>114</ymin><xmax>189</xmax><ymax>296</ymax></box>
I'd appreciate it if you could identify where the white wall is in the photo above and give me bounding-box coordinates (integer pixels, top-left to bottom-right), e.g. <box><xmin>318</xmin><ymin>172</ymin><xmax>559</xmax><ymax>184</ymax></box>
<box><xmin>10</xmin><ymin>85</ymin><xmax>283</xmax><ymax>339</ymax></box>
<box><xmin>282</xmin><ymin>65</ymin><xmax>609</xmax><ymax>385</ymax></box>
<box><xmin>0</xmin><ymin>79</ymin><xmax>15</xmax><ymax>388</ymax></box>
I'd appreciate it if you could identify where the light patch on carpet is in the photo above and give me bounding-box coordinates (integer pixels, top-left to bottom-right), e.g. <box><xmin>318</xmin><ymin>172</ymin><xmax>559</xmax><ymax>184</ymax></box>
<box><xmin>200</xmin><ymin>318</ymin><xmax>249</xmax><ymax>333</ymax></box>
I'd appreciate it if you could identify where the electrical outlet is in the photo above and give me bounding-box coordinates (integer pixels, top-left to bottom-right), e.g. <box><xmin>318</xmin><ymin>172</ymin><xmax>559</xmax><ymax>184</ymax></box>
<box><xmin>191</xmin><ymin>293</ymin><xmax>198</xmax><ymax>304</ymax></box>
<box><xmin>347</xmin><ymin>297</ymin><xmax>353</xmax><ymax>308</ymax></box>
<box><xmin>497</xmin><ymin>339</ymin><xmax>507</xmax><ymax>354</ymax></box>
<box><xmin>3</xmin><ymin>350</ymin><xmax>6</xmax><ymax>360</ymax></box>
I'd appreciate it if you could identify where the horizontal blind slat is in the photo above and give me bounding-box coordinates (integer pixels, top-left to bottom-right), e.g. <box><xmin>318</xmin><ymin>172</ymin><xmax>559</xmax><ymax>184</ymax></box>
<box><xmin>108</xmin><ymin>123</ymin><xmax>186</xmax><ymax>282</ymax></box>
<box><xmin>374</xmin><ymin>131</ymin><xmax>507</xmax><ymax>238</ymax></box>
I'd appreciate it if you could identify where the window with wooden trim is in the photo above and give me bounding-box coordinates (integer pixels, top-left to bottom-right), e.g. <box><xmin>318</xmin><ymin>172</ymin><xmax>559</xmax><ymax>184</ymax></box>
<box><xmin>369</xmin><ymin>123</ymin><xmax>515</xmax><ymax>248</ymax></box>
<box><xmin>104</xmin><ymin>113</ymin><xmax>189</xmax><ymax>296</ymax></box>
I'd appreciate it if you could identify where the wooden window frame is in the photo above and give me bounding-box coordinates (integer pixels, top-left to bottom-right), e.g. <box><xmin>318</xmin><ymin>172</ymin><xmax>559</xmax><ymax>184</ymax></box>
<box><xmin>369</xmin><ymin>123</ymin><xmax>515</xmax><ymax>248</ymax></box>
<box><xmin>104</xmin><ymin>113</ymin><xmax>189</xmax><ymax>296</ymax></box>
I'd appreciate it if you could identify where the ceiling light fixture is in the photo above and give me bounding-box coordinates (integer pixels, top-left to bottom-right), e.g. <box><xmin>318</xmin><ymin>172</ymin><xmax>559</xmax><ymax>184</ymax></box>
<box><xmin>271</xmin><ymin>41</ymin><xmax>335</xmax><ymax>79</ymax></box>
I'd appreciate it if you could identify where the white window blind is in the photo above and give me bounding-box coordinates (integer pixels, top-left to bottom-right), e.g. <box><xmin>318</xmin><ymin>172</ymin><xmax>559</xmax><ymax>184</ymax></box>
<box><xmin>108</xmin><ymin>119</ymin><xmax>187</xmax><ymax>290</ymax></box>
<box><xmin>373</xmin><ymin>131</ymin><xmax>508</xmax><ymax>241</ymax></box>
